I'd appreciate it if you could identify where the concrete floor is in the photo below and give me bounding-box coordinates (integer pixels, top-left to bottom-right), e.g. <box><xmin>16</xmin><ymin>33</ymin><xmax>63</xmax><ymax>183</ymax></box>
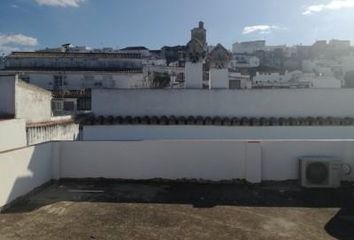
<box><xmin>1</xmin><ymin>180</ymin><xmax>354</xmax><ymax>240</ymax></box>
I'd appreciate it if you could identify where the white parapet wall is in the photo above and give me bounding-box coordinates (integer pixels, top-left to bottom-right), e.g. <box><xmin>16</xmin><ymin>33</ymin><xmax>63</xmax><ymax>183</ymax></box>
<box><xmin>59</xmin><ymin>141</ymin><xmax>248</xmax><ymax>181</ymax></box>
<box><xmin>92</xmin><ymin>89</ymin><xmax>354</xmax><ymax>117</ymax></box>
<box><xmin>27</xmin><ymin>122</ymin><xmax>80</xmax><ymax>146</ymax></box>
<box><xmin>0</xmin><ymin>119</ymin><xmax>26</xmax><ymax>152</ymax></box>
<box><xmin>59</xmin><ymin>140</ymin><xmax>354</xmax><ymax>182</ymax></box>
<box><xmin>2</xmin><ymin>140</ymin><xmax>354</xmax><ymax>209</ymax></box>
<box><xmin>83</xmin><ymin>125</ymin><xmax>354</xmax><ymax>141</ymax></box>
<box><xmin>0</xmin><ymin>143</ymin><xmax>53</xmax><ymax>208</ymax></box>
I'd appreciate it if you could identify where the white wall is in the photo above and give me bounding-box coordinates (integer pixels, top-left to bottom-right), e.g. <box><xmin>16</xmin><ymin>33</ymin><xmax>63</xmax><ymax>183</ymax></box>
<box><xmin>0</xmin><ymin>119</ymin><xmax>26</xmax><ymax>152</ymax></box>
<box><xmin>0</xmin><ymin>143</ymin><xmax>53</xmax><ymax>208</ymax></box>
<box><xmin>0</xmin><ymin>75</ymin><xmax>52</xmax><ymax>122</ymax></box>
<box><xmin>232</xmin><ymin>41</ymin><xmax>266</xmax><ymax>54</ymax></box>
<box><xmin>15</xmin><ymin>80</ymin><xmax>52</xmax><ymax>123</ymax></box>
<box><xmin>92</xmin><ymin>89</ymin><xmax>354</xmax><ymax>117</ymax></box>
<box><xmin>0</xmin><ymin>75</ymin><xmax>15</xmax><ymax>115</ymax></box>
<box><xmin>261</xmin><ymin>141</ymin><xmax>354</xmax><ymax>181</ymax></box>
<box><xmin>185</xmin><ymin>62</ymin><xmax>203</xmax><ymax>89</ymax></box>
<box><xmin>2</xmin><ymin>139</ymin><xmax>354</xmax><ymax>209</ymax></box>
<box><xmin>209</xmin><ymin>68</ymin><xmax>229</xmax><ymax>89</ymax></box>
<box><xmin>82</xmin><ymin>125</ymin><xmax>354</xmax><ymax>141</ymax></box>
<box><xmin>59</xmin><ymin>140</ymin><xmax>354</xmax><ymax>183</ymax></box>
<box><xmin>27</xmin><ymin>122</ymin><xmax>80</xmax><ymax>146</ymax></box>
<box><xmin>312</xmin><ymin>76</ymin><xmax>342</xmax><ymax>89</ymax></box>
<box><xmin>59</xmin><ymin>141</ymin><xmax>247</xmax><ymax>181</ymax></box>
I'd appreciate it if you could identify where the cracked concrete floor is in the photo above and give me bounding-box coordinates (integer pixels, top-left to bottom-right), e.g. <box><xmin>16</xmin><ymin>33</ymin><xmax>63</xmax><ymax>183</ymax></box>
<box><xmin>0</xmin><ymin>181</ymin><xmax>353</xmax><ymax>240</ymax></box>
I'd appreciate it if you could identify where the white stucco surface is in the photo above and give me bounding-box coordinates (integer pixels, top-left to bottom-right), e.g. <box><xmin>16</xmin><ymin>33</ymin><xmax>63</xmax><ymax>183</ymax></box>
<box><xmin>209</xmin><ymin>68</ymin><xmax>229</xmax><ymax>89</ymax></box>
<box><xmin>92</xmin><ymin>89</ymin><xmax>354</xmax><ymax>117</ymax></box>
<box><xmin>246</xmin><ymin>142</ymin><xmax>262</xmax><ymax>183</ymax></box>
<box><xmin>0</xmin><ymin>75</ymin><xmax>53</xmax><ymax>123</ymax></box>
<box><xmin>185</xmin><ymin>62</ymin><xmax>203</xmax><ymax>89</ymax></box>
<box><xmin>15</xmin><ymin>81</ymin><xmax>52</xmax><ymax>123</ymax></box>
<box><xmin>27</xmin><ymin>123</ymin><xmax>80</xmax><ymax>146</ymax></box>
<box><xmin>0</xmin><ymin>143</ymin><xmax>52</xmax><ymax>208</ymax></box>
<box><xmin>59</xmin><ymin>140</ymin><xmax>354</xmax><ymax>182</ymax></box>
<box><xmin>312</xmin><ymin>76</ymin><xmax>342</xmax><ymax>89</ymax></box>
<box><xmin>2</xmin><ymin>140</ymin><xmax>354</xmax><ymax>209</ymax></box>
<box><xmin>0</xmin><ymin>119</ymin><xmax>26</xmax><ymax>152</ymax></box>
<box><xmin>59</xmin><ymin>141</ymin><xmax>247</xmax><ymax>181</ymax></box>
<box><xmin>82</xmin><ymin>125</ymin><xmax>354</xmax><ymax>141</ymax></box>
<box><xmin>261</xmin><ymin>141</ymin><xmax>354</xmax><ymax>181</ymax></box>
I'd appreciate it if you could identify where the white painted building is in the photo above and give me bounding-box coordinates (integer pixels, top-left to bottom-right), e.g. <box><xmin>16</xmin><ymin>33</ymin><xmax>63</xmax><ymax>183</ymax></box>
<box><xmin>302</xmin><ymin>52</ymin><xmax>354</xmax><ymax>75</ymax></box>
<box><xmin>253</xmin><ymin>71</ymin><xmax>310</xmax><ymax>88</ymax></box>
<box><xmin>0</xmin><ymin>75</ymin><xmax>52</xmax><ymax>123</ymax></box>
<box><xmin>232</xmin><ymin>40</ymin><xmax>266</xmax><ymax>54</ymax></box>
<box><xmin>2</xmin><ymin>51</ymin><xmax>147</xmax><ymax>90</ymax></box>
<box><xmin>0</xmin><ymin>75</ymin><xmax>80</xmax><ymax>147</ymax></box>
<box><xmin>306</xmin><ymin>74</ymin><xmax>342</xmax><ymax>89</ymax></box>
<box><xmin>339</xmin><ymin>54</ymin><xmax>354</xmax><ymax>73</ymax></box>
<box><xmin>229</xmin><ymin>72</ymin><xmax>251</xmax><ymax>89</ymax></box>
<box><xmin>253</xmin><ymin>70</ymin><xmax>341</xmax><ymax>89</ymax></box>
<box><xmin>329</xmin><ymin>39</ymin><xmax>351</xmax><ymax>49</ymax></box>
<box><xmin>230</xmin><ymin>55</ymin><xmax>260</xmax><ymax>69</ymax></box>
<box><xmin>8</xmin><ymin>70</ymin><xmax>147</xmax><ymax>90</ymax></box>
<box><xmin>208</xmin><ymin>44</ymin><xmax>231</xmax><ymax>89</ymax></box>
<box><xmin>302</xmin><ymin>59</ymin><xmax>340</xmax><ymax>75</ymax></box>
<box><xmin>232</xmin><ymin>40</ymin><xmax>286</xmax><ymax>54</ymax></box>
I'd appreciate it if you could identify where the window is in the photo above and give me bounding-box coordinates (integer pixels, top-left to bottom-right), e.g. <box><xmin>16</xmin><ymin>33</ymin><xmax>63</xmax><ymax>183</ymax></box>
<box><xmin>51</xmin><ymin>101</ymin><xmax>63</xmax><ymax>112</ymax></box>
<box><xmin>53</xmin><ymin>75</ymin><xmax>64</xmax><ymax>88</ymax></box>
<box><xmin>63</xmin><ymin>101</ymin><xmax>75</xmax><ymax>111</ymax></box>
<box><xmin>94</xmin><ymin>82</ymin><xmax>103</xmax><ymax>87</ymax></box>
<box><xmin>83</xmin><ymin>75</ymin><xmax>95</xmax><ymax>87</ymax></box>
<box><xmin>229</xmin><ymin>80</ymin><xmax>241</xmax><ymax>89</ymax></box>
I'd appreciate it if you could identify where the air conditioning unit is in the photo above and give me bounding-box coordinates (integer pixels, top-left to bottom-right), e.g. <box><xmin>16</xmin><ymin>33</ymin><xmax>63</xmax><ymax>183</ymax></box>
<box><xmin>299</xmin><ymin>156</ymin><xmax>342</xmax><ymax>188</ymax></box>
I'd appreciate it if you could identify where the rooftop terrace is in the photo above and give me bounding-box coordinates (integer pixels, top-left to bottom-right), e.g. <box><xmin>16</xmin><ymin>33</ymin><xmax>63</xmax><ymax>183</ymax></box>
<box><xmin>1</xmin><ymin>180</ymin><xmax>354</xmax><ymax>240</ymax></box>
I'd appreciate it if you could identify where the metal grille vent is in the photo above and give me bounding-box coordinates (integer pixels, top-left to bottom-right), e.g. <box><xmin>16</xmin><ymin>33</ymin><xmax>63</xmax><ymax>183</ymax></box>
<box><xmin>306</xmin><ymin>162</ymin><xmax>329</xmax><ymax>185</ymax></box>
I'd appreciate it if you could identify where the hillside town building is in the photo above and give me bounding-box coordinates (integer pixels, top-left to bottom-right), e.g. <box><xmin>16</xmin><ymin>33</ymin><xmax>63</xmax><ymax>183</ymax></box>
<box><xmin>0</xmin><ymin>21</ymin><xmax>354</xmax><ymax>116</ymax></box>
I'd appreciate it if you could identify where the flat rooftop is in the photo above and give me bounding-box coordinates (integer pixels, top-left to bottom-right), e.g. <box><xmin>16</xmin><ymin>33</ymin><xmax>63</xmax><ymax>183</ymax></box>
<box><xmin>1</xmin><ymin>180</ymin><xmax>354</xmax><ymax>240</ymax></box>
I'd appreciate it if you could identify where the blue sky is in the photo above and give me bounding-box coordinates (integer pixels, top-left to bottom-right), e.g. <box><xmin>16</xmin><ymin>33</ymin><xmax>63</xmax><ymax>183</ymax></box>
<box><xmin>1</xmin><ymin>0</ymin><xmax>354</xmax><ymax>54</ymax></box>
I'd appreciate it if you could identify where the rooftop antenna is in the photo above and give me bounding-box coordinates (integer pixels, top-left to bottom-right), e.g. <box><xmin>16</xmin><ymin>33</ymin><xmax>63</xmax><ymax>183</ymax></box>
<box><xmin>62</xmin><ymin>43</ymin><xmax>71</xmax><ymax>52</ymax></box>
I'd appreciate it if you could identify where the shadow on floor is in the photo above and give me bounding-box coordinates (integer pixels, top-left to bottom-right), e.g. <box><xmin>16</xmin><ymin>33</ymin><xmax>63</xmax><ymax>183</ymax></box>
<box><xmin>325</xmin><ymin>208</ymin><xmax>354</xmax><ymax>240</ymax></box>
